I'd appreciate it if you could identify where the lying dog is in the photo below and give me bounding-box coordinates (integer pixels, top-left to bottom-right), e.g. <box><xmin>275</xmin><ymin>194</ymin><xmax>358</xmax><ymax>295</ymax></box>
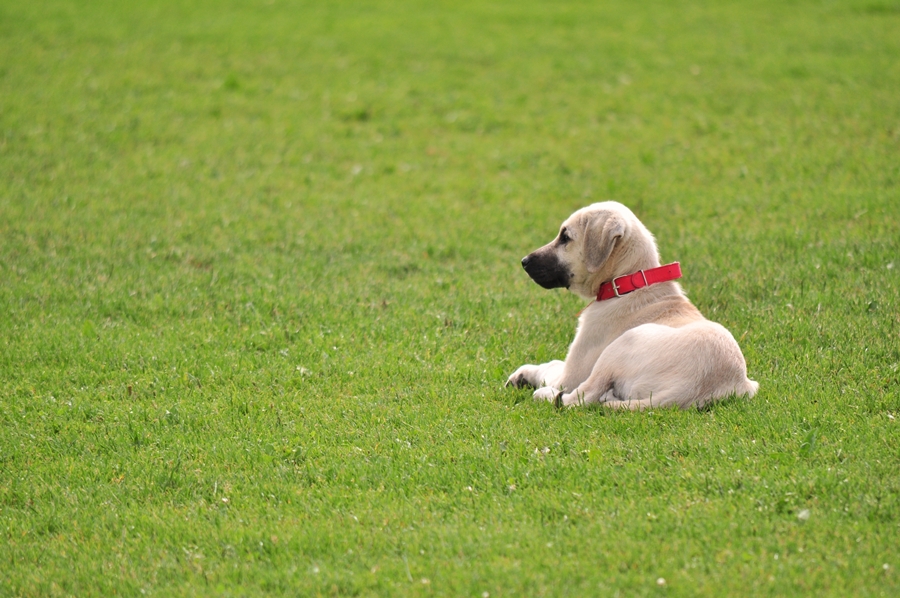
<box><xmin>506</xmin><ymin>201</ymin><xmax>758</xmax><ymax>409</ymax></box>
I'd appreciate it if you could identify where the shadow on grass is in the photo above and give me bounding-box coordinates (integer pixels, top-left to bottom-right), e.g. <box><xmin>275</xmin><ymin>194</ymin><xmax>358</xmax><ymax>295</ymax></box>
<box><xmin>507</xmin><ymin>388</ymin><xmax>754</xmax><ymax>415</ymax></box>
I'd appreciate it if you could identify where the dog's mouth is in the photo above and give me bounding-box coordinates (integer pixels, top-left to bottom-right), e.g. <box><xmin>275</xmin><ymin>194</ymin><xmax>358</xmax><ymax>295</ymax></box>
<box><xmin>521</xmin><ymin>252</ymin><xmax>572</xmax><ymax>290</ymax></box>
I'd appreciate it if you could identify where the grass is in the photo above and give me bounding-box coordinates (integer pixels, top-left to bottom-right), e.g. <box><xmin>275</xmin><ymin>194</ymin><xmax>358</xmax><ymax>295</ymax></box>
<box><xmin>1</xmin><ymin>0</ymin><xmax>899</xmax><ymax>595</ymax></box>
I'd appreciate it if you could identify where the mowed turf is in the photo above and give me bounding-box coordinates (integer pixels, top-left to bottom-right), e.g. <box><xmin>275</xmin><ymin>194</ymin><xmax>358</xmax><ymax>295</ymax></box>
<box><xmin>1</xmin><ymin>0</ymin><xmax>899</xmax><ymax>595</ymax></box>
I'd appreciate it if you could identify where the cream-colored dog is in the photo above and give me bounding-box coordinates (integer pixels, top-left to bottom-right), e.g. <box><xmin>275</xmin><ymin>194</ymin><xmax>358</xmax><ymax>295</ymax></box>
<box><xmin>506</xmin><ymin>201</ymin><xmax>758</xmax><ymax>409</ymax></box>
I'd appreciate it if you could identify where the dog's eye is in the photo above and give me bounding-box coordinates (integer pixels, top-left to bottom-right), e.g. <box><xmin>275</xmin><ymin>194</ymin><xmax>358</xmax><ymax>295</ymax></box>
<box><xmin>559</xmin><ymin>229</ymin><xmax>570</xmax><ymax>244</ymax></box>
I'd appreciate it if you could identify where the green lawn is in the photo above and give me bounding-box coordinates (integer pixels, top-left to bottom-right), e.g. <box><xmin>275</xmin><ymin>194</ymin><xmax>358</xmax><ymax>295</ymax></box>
<box><xmin>1</xmin><ymin>0</ymin><xmax>899</xmax><ymax>595</ymax></box>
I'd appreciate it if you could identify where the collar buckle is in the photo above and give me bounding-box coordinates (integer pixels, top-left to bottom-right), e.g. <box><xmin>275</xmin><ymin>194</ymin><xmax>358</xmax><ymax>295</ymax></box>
<box><xmin>612</xmin><ymin>269</ymin><xmax>649</xmax><ymax>297</ymax></box>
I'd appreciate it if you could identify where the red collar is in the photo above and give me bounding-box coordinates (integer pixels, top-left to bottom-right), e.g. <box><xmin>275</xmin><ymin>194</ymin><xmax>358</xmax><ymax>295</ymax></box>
<box><xmin>596</xmin><ymin>262</ymin><xmax>682</xmax><ymax>301</ymax></box>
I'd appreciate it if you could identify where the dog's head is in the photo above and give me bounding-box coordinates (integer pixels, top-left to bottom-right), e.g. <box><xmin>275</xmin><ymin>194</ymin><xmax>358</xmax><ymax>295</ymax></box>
<box><xmin>521</xmin><ymin>202</ymin><xmax>661</xmax><ymax>300</ymax></box>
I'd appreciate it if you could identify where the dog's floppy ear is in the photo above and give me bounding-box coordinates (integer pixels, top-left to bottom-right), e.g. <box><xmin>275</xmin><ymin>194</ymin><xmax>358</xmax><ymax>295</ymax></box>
<box><xmin>584</xmin><ymin>214</ymin><xmax>625</xmax><ymax>273</ymax></box>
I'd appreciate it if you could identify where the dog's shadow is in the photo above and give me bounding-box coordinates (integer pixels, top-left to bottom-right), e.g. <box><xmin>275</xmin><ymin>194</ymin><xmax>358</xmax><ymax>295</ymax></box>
<box><xmin>509</xmin><ymin>389</ymin><xmax>750</xmax><ymax>415</ymax></box>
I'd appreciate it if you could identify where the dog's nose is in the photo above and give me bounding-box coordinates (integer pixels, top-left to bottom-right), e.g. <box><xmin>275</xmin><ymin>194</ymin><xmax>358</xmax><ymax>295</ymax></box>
<box><xmin>521</xmin><ymin>255</ymin><xmax>531</xmax><ymax>269</ymax></box>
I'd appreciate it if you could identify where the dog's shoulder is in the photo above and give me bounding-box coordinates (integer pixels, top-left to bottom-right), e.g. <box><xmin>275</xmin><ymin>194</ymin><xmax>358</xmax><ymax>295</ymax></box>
<box><xmin>644</xmin><ymin>287</ymin><xmax>705</xmax><ymax>327</ymax></box>
<box><xmin>587</xmin><ymin>281</ymin><xmax>704</xmax><ymax>329</ymax></box>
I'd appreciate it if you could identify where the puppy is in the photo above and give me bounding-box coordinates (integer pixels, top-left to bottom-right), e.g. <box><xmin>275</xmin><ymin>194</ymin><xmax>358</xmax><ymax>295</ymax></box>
<box><xmin>506</xmin><ymin>201</ymin><xmax>758</xmax><ymax>409</ymax></box>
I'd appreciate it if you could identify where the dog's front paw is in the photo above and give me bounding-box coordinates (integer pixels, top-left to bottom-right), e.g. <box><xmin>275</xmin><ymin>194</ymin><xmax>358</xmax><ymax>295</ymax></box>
<box><xmin>506</xmin><ymin>365</ymin><xmax>538</xmax><ymax>389</ymax></box>
<box><xmin>532</xmin><ymin>386</ymin><xmax>561</xmax><ymax>402</ymax></box>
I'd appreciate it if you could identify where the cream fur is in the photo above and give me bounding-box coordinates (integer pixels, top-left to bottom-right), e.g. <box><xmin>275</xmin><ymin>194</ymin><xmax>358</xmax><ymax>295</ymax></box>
<box><xmin>506</xmin><ymin>201</ymin><xmax>758</xmax><ymax>410</ymax></box>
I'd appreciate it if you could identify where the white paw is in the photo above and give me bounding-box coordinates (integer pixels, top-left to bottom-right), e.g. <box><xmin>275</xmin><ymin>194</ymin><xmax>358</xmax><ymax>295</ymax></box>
<box><xmin>506</xmin><ymin>364</ymin><xmax>539</xmax><ymax>388</ymax></box>
<box><xmin>532</xmin><ymin>386</ymin><xmax>561</xmax><ymax>402</ymax></box>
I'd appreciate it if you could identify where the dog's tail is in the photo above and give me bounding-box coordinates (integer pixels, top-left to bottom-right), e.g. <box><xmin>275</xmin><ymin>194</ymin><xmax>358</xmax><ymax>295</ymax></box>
<box><xmin>739</xmin><ymin>378</ymin><xmax>760</xmax><ymax>398</ymax></box>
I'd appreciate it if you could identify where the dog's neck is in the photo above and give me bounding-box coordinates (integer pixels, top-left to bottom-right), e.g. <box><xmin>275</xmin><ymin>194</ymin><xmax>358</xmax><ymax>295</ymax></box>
<box><xmin>595</xmin><ymin>263</ymin><xmax>682</xmax><ymax>302</ymax></box>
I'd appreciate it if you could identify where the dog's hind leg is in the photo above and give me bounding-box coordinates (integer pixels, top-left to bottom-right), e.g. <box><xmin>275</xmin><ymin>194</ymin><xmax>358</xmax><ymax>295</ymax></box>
<box><xmin>557</xmin><ymin>376</ymin><xmax>617</xmax><ymax>407</ymax></box>
<box><xmin>560</xmin><ymin>385</ymin><xmax>681</xmax><ymax>409</ymax></box>
<box><xmin>602</xmin><ymin>396</ymin><xmax>668</xmax><ymax>410</ymax></box>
